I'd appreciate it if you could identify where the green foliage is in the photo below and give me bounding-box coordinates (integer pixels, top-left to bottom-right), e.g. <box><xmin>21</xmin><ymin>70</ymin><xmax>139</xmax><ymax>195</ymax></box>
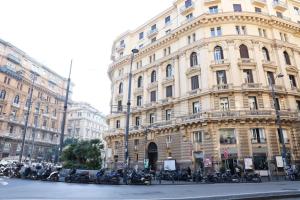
<box><xmin>61</xmin><ymin>139</ymin><xmax>104</xmax><ymax>170</ymax></box>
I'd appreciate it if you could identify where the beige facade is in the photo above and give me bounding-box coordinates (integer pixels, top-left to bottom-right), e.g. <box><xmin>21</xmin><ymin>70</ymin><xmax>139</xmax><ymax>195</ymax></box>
<box><xmin>65</xmin><ymin>102</ymin><xmax>107</xmax><ymax>141</ymax></box>
<box><xmin>105</xmin><ymin>0</ymin><xmax>300</xmax><ymax>171</ymax></box>
<box><xmin>0</xmin><ymin>38</ymin><xmax>69</xmax><ymax>161</ymax></box>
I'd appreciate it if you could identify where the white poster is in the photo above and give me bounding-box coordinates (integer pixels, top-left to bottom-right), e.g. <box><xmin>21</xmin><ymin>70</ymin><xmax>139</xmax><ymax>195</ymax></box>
<box><xmin>164</xmin><ymin>160</ymin><xmax>176</xmax><ymax>171</ymax></box>
<box><xmin>276</xmin><ymin>156</ymin><xmax>284</xmax><ymax>168</ymax></box>
<box><xmin>244</xmin><ymin>158</ymin><xmax>253</xmax><ymax>170</ymax></box>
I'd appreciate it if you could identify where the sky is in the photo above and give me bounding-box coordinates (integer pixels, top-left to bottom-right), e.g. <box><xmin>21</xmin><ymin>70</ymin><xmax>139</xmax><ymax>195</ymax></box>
<box><xmin>0</xmin><ymin>0</ymin><xmax>173</xmax><ymax>114</ymax></box>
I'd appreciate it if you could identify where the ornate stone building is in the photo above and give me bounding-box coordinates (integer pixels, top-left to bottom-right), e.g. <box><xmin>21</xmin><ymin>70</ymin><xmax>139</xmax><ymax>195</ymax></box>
<box><xmin>65</xmin><ymin>101</ymin><xmax>107</xmax><ymax>141</ymax></box>
<box><xmin>105</xmin><ymin>0</ymin><xmax>300</xmax><ymax>171</ymax></box>
<box><xmin>0</xmin><ymin>38</ymin><xmax>69</xmax><ymax>161</ymax></box>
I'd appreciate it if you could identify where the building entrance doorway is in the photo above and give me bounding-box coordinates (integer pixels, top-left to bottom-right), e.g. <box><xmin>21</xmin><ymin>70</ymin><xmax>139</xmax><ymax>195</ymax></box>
<box><xmin>147</xmin><ymin>142</ymin><xmax>158</xmax><ymax>171</ymax></box>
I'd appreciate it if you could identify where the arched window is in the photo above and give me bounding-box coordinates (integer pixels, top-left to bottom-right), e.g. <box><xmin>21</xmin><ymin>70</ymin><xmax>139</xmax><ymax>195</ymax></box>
<box><xmin>214</xmin><ymin>46</ymin><xmax>224</xmax><ymax>62</ymax></box>
<box><xmin>190</xmin><ymin>52</ymin><xmax>198</xmax><ymax>67</ymax></box>
<box><xmin>151</xmin><ymin>70</ymin><xmax>156</xmax><ymax>83</ymax></box>
<box><xmin>137</xmin><ymin>76</ymin><xmax>143</xmax><ymax>88</ymax></box>
<box><xmin>14</xmin><ymin>95</ymin><xmax>19</xmax><ymax>104</ymax></box>
<box><xmin>283</xmin><ymin>51</ymin><xmax>291</xmax><ymax>65</ymax></box>
<box><xmin>166</xmin><ymin>64</ymin><xmax>173</xmax><ymax>78</ymax></box>
<box><xmin>262</xmin><ymin>47</ymin><xmax>270</xmax><ymax>61</ymax></box>
<box><xmin>0</xmin><ymin>90</ymin><xmax>6</xmax><ymax>100</ymax></box>
<box><xmin>118</xmin><ymin>83</ymin><xmax>123</xmax><ymax>94</ymax></box>
<box><xmin>239</xmin><ymin>44</ymin><xmax>249</xmax><ymax>59</ymax></box>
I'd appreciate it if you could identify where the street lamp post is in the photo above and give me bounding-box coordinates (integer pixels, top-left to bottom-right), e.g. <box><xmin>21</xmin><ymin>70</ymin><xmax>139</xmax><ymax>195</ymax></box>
<box><xmin>270</xmin><ymin>73</ymin><xmax>287</xmax><ymax>167</ymax></box>
<box><xmin>19</xmin><ymin>71</ymin><xmax>39</xmax><ymax>163</ymax></box>
<box><xmin>124</xmin><ymin>48</ymin><xmax>139</xmax><ymax>184</ymax></box>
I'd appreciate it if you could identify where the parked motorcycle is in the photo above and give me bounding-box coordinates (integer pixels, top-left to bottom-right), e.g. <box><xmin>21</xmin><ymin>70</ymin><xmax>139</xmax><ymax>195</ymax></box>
<box><xmin>65</xmin><ymin>169</ymin><xmax>90</xmax><ymax>183</ymax></box>
<box><xmin>244</xmin><ymin>171</ymin><xmax>262</xmax><ymax>183</ymax></box>
<box><xmin>127</xmin><ymin>169</ymin><xmax>151</xmax><ymax>185</ymax></box>
<box><xmin>95</xmin><ymin>169</ymin><xmax>120</xmax><ymax>184</ymax></box>
<box><xmin>285</xmin><ymin>166</ymin><xmax>296</xmax><ymax>181</ymax></box>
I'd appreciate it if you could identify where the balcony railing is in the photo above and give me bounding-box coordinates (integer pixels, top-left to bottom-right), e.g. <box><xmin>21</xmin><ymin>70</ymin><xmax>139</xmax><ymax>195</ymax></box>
<box><xmin>147</xmin><ymin>28</ymin><xmax>158</xmax><ymax>38</ymax></box>
<box><xmin>251</xmin><ymin>0</ymin><xmax>267</xmax><ymax>6</ymax></box>
<box><xmin>116</xmin><ymin>43</ymin><xmax>126</xmax><ymax>52</ymax></box>
<box><xmin>213</xmin><ymin>84</ymin><xmax>233</xmax><ymax>92</ymax></box>
<box><xmin>204</xmin><ymin>0</ymin><xmax>221</xmax><ymax>5</ymax></box>
<box><xmin>272</xmin><ymin>0</ymin><xmax>288</xmax><ymax>11</ymax></box>
<box><xmin>238</xmin><ymin>58</ymin><xmax>256</xmax><ymax>65</ymax></box>
<box><xmin>180</xmin><ymin>2</ymin><xmax>195</xmax><ymax>14</ymax></box>
<box><xmin>210</xmin><ymin>59</ymin><xmax>229</xmax><ymax>66</ymax></box>
<box><xmin>242</xmin><ymin>83</ymin><xmax>262</xmax><ymax>90</ymax></box>
<box><xmin>181</xmin><ymin>16</ymin><xmax>195</xmax><ymax>25</ymax></box>
<box><xmin>251</xmin><ymin>138</ymin><xmax>267</xmax><ymax>144</ymax></box>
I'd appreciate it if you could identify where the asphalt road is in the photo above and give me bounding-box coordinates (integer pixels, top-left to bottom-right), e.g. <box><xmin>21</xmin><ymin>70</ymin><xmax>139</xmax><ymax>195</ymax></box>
<box><xmin>1</xmin><ymin>177</ymin><xmax>300</xmax><ymax>200</ymax></box>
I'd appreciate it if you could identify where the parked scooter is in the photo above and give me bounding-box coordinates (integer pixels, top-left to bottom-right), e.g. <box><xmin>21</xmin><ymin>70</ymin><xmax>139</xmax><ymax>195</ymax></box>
<box><xmin>127</xmin><ymin>169</ymin><xmax>151</xmax><ymax>185</ymax></box>
<box><xmin>95</xmin><ymin>169</ymin><xmax>120</xmax><ymax>184</ymax></box>
<box><xmin>65</xmin><ymin>169</ymin><xmax>90</xmax><ymax>183</ymax></box>
<box><xmin>244</xmin><ymin>171</ymin><xmax>262</xmax><ymax>183</ymax></box>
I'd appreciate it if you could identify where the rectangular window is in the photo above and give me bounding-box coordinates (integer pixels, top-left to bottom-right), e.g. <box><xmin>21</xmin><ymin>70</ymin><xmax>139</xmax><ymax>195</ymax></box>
<box><xmin>211</xmin><ymin>27</ymin><xmax>222</xmax><ymax>37</ymax></box>
<box><xmin>278</xmin><ymin>129</ymin><xmax>288</xmax><ymax>144</ymax></box>
<box><xmin>165</xmin><ymin>16</ymin><xmax>171</xmax><ymax>25</ymax></box>
<box><xmin>117</xmin><ymin>100</ymin><xmax>122</xmax><ymax>112</ymax></box>
<box><xmin>166</xmin><ymin>135</ymin><xmax>172</xmax><ymax>143</ymax></box>
<box><xmin>294</xmin><ymin>7</ymin><xmax>300</xmax><ymax>15</ymax></box>
<box><xmin>243</xmin><ymin>69</ymin><xmax>254</xmax><ymax>83</ymax></box>
<box><xmin>233</xmin><ymin>4</ymin><xmax>242</xmax><ymax>12</ymax></box>
<box><xmin>151</xmin><ymin>37</ymin><xmax>156</xmax><ymax>43</ymax></box>
<box><xmin>116</xmin><ymin>120</ymin><xmax>120</xmax><ymax>129</ymax></box>
<box><xmin>191</xmin><ymin>75</ymin><xmax>199</xmax><ymax>90</ymax></box>
<box><xmin>216</xmin><ymin>70</ymin><xmax>227</xmax><ymax>84</ymax></box>
<box><xmin>276</xmin><ymin>11</ymin><xmax>283</xmax><ymax>18</ymax></box>
<box><xmin>185</xmin><ymin>0</ymin><xmax>192</xmax><ymax>7</ymax></box>
<box><xmin>166</xmin><ymin>85</ymin><xmax>173</xmax><ymax>97</ymax></box>
<box><xmin>150</xmin><ymin>91</ymin><xmax>156</xmax><ymax>102</ymax></box>
<box><xmin>251</xmin><ymin>128</ymin><xmax>266</xmax><ymax>144</ymax></box>
<box><xmin>289</xmin><ymin>75</ymin><xmax>297</xmax><ymax>88</ymax></box>
<box><xmin>209</xmin><ymin>6</ymin><xmax>218</xmax><ymax>14</ymax></box>
<box><xmin>165</xmin><ymin>109</ymin><xmax>172</xmax><ymax>121</ymax></box>
<box><xmin>134</xmin><ymin>139</ymin><xmax>139</xmax><ymax>146</ymax></box>
<box><xmin>186</xmin><ymin>13</ymin><xmax>193</xmax><ymax>20</ymax></box>
<box><xmin>220</xmin><ymin>97</ymin><xmax>229</xmax><ymax>111</ymax></box>
<box><xmin>151</xmin><ymin>24</ymin><xmax>157</xmax><ymax>31</ymax></box>
<box><xmin>249</xmin><ymin>96</ymin><xmax>258</xmax><ymax>110</ymax></box>
<box><xmin>139</xmin><ymin>32</ymin><xmax>144</xmax><ymax>40</ymax></box>
<box><xmin>188</xmin><ymin>35</ymin><xmax>191</xmax><ymax>44</ymax></box>
<box><xmin>296</xmin><ymin>100</ymin><xmax>300</xmax><ymax>111</ymax></box>
<box><xmin>193</xmin><ymin>131</ymin><xmax>203</xmax><ymax>143</ymax></box>
<box><xmin>193</xmin><ymin>101</ymin><xmax>201</xmax><ymax>114</ymax></box>
<box><xmin>150</xmin><ymin>113</ymin><xmax>155</xmax><ymax>124</ymax></box>
<box><xmin>267</xmin><ymin>71</ymin><xmax>275</xmax><ymax>85</ymax></box>
<box><xmin>255</xmin><ymin>7</ymin><xmax>262</xmax><ymax>13</ymax></box>
<box><xmin>275</xmin><ymin>98</ymin><xmax>281</xmax><ymax>110</ymax></box>
<box><xmin>236</xmin><ymin>26</ymin><xmax>241</xmax><ymax>35</ymax></box>
<box><xmin>258</xmin><ymin>28</ymin><xmax>262</xmax><ymax>36</ymax></box>
<box><xmin>137</xmin><ymin>95</ymin><xmax>142</xmax><ymax>106</ymax></box>
<box><xmin>166</xmin><ymin>29</ymin><xmax>171</xmax><ymax>35</ymax></box>
<box><xmin>192</xmin><ymin>33</ymin><xmax>196</xmax><ymax>42</ymax></box>
<box><xmin>135</xmin><ymin>116</ymin><xmax>141</xmax><ymax>126</ymax></box>
<box><xmin>220</xmin><ymin>129</ymin><xmax>236</xmax><ymax>144</ymax></box>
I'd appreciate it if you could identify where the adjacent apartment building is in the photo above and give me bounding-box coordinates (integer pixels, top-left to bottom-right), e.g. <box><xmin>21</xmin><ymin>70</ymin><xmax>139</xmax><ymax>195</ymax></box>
<box><xmin>0</xmin><ymin>38</ymin><xmax>69</xmax><ymax>161</ymax></box>
<box><xmin>105</xmin><ymin>0</ymin><xmax>300</xmax><ymax>171</ymax></box>
<box><xmin>65</xmin><ymin>102</ymin><xmax>107</xmax><ymax>141</ymax></box>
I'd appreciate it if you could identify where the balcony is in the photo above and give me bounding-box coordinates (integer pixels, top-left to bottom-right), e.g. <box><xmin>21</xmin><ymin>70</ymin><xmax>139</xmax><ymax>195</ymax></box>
<box><xmin>251</xmin><ymin>0</ymin><xmax>266</xmax><ymax>7</ymax></box>
<box><xmin>185</xmin><ymin>66</ymin><xmax>201</xmax><ymax>76</ymax></box>
<box><xmin>181</xmin><ymin>16</ymin><xmax>195</xmax><ymax>25</ymax></box>
<box><xmin>147</xmin><ymin>29</ymin><xmax>158</xmax><ymax>38</ymax></box>
<box><xmin>147</xmin><ymin>82</ymin><xmax>158</xmax><ymax>90</ymax></box>
<box><xmin>180</xmin><ymin>2</ymin><xmax>195</xmax><ymax>15</ymax></box>
<box><xmin>204</xmin><ymin>0</ymin><xmax>221</xmax><ymax>5</ymax></box>
<box><xmin>6</xmin><ymin>54</ymin><xmax>21</xmax><ymax>65</ymax></box>
<box><xmin>162</xmin><ymin>76</ymin><xmax>174</xmax><ymax>85</ymax></box>
<box><xmin>242</xmin><ymin>83</ymin><xmax>262</xmax><ymax>90</ymax></box>
<box><xmin>212</xmin><ymin>111</ymin><xmax>240</xmax><ymax>118</ymax></box>
<box><xmin>11</xmin><ymin>103</ymin><xmax>20</xmax><ymax>108</ymax></box>
<box><xmin>188</xmin><ymin>89</ymin><xmax>201</xmax><ymax>96</ymax></box>
<box><xmin>264</xmin><ymin>85</ymin><xmax>285</xmax><ymax>92</ymax></box>
<box><xmin>0</xmin><ymin>66</ymin><xmax>22</xmax><ymax>80</ymax></box>
<box><xmin>272</xmin><ymin>0</ymin><xmax>287</xmax><ymax>11</ymax></box>
<box><xmin>213</xmin><ymin>84</ymin><xmax>233</xmax><ymax>92</ymax></box>
<box><xmin>115</xmin><ymin>43</ymin><xmax>126</xmax><ymax>52</ymax></box>
<box><xmin>238</xmin><ymin>58</ymin><xmax>256</xmax><ymax>67</ymax></box>
<box><xmin>262</xmin><ymin>60</ymin><xmax>277</xmax><ymax>70</ymax></box>
<box><xmin>251</xmin><ymin>138</ymin><xmax>267</xmax><ymax>144</ymax></box>
<box><xmin>210</xmin><ymin>59</ymin><xmax>230</xmax><ymax>69</ymax></box>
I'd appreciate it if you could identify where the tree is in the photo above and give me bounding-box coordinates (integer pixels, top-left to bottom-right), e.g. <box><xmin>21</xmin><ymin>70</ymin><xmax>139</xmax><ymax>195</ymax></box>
<box><xmin>61</xmin><ymin>139</ymin><xmax>104</xmax><ymax>170</ymax></box>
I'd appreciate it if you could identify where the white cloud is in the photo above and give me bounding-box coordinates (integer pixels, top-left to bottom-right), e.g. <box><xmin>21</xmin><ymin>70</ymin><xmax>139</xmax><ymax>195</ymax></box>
<box><xmin>0</xmin><ymin>0</ymin><xmax>173</xmax><ymax>114</ymax></box>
